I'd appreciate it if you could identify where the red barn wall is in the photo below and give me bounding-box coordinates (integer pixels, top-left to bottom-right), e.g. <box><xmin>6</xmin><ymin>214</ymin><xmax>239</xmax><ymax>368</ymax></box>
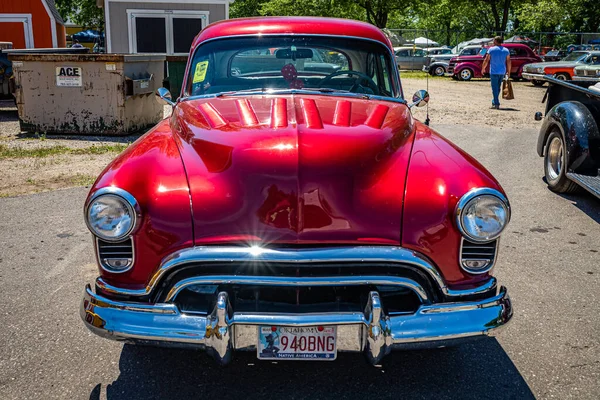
<box><xmin>0</xmin><ymin>1</ymin><xmax>61</xmax><ymax>48</ymax></box>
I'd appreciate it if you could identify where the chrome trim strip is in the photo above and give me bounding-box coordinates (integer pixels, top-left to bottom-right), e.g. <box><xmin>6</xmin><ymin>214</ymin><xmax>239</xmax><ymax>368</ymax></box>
<box><xmin>458</xmin><ymin>238</ymin><xmax>500</xmax><ymax>275</ymax></box>
<box><xmin>95</xmin><ymin>237</ymin><xmax>135</xmax><ymax>274</ymax></box>
<box><xmin>182</xmin><ymin>89</ymin><xmax>407</xmax><ymax>105</ymax></box>
<box><xmin>96</xmin><ymin>246</ymin><xmax>496</xmax><ymax>297</ymax></box>
<box><xmin>81</xmin><ymin>285</ymin><xmax>512</xmax><ymax>365</ymax></box>
<box><xmin>164</xmin><ymin>275</ymin><xmax>429</xmax><ymax>303</ymax></box>
<box><xmin>455</xmin><ymin>187</ymin><xmax>511</xmax><ymax>243</ymax></box>
<box><xmin>84</xmin><ymin>187</ymin><xmax>141</xmax><ymax>243</ymax></box>
<box><xmin>95</xmin><ymin>246</ymin><xmax>498</xmax><ymax>299</ymax></box>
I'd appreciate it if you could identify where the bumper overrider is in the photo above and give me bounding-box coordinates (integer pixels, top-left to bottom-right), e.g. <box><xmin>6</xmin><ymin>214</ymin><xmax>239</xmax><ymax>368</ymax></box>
<box><xmin>81</xmin><ymin>246</ymin><xmax>512</xmax><ymax>365</ymax></box>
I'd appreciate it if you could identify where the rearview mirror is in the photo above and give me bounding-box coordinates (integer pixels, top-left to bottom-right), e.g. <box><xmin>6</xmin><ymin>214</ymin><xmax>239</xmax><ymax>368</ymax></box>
<box><xmin>156</xmin><ymin>87</ymin><xmax>175</xmax><ymax>107</ymax></box>
<box><xmin>410</xmin><ymin>90</ymin><xmax>430</xmax><ymax>108</ymax></box>
<box><xmin>275</xmin><ymin>48</ymin><xmax>314</xmax><ymax>60</ymax></box>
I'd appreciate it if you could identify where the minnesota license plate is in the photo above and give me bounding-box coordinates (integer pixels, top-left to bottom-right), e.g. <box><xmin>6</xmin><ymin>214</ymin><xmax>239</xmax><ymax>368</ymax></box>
<box><xmin>257</xmin><ymin>326</ymin><xmax>337</xmax><ymax>360</ymax></box>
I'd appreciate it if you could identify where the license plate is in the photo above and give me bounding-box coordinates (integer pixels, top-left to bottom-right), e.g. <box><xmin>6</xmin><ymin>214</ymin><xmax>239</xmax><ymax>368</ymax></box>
<box><xmin>257</xmin><ymin>326</ymin><xmax>337</xmax><ymax>360</ymax></box>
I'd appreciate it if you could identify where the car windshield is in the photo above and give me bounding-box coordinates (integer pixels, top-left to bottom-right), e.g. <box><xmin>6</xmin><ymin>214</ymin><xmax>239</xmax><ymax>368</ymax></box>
<box><xmin>186</xmin><ymin>36</ymin><xmax>399</xmax><ymax>98</ymax></box>
<box><xmin>562</xmin><ymin>52</ymin><xmax>588</xmax><ymax>61</ymax></box>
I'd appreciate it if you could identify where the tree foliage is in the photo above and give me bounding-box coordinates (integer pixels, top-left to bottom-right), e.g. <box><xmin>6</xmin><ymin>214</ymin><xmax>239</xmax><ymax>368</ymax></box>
<box><xmin>231</xmin><ymin>0</ymin><xmax>600</xmax><ymax>38</ymax></box>
<box><xmin>55</xmin><ymin>0</ymin><xmax>104</xmax><ymax>29</ymax></box>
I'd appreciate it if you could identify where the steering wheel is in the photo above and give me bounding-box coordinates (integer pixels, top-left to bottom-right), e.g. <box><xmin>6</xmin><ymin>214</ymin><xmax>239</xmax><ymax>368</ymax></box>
<box><xmin>318</xmin><ymin>70</ymin><xmax>380</xmax><ymax>95</ymax></box>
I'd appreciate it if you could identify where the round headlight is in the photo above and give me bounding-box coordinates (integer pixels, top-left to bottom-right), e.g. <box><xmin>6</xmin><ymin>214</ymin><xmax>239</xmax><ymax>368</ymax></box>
<box><xmin>85</xmin><ymin>189</ymin><xmax>137</xmax><ymax>241</ymax></box>
<box><xmin>456</xmin><ymin>188</ymin><xmax>510</xmax><ymax>242</ymax></box>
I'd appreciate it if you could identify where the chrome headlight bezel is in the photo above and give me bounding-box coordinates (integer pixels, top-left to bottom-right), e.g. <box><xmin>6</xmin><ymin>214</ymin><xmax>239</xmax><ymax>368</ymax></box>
<box><xmin>85</xmin><ymin>187</ymin><xmax>140</xmax><ymax>242</ymax></box>
<box><xmin>455</xmin><ymin>188</ymin><xmax>510</xmax><ymax>243</ymax></box>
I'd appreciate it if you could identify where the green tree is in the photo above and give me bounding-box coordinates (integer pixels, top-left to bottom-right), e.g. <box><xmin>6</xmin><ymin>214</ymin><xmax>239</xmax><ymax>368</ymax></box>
<box><xmin>55</xmin><ymin>0</ymin><xmax>104</xmax><ymax>29</ymax></box>
<box><xmin>230</xmin><ymin>0</ymin><xmax>269</xmax><ymax>18</ymax></box>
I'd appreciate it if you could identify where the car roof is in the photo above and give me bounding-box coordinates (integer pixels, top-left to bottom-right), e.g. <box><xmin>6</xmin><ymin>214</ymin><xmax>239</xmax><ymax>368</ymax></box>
<box><xmin>191</xmin><ymin>17</ymin><xmax>392</xmax><ymax>50</ymax></box>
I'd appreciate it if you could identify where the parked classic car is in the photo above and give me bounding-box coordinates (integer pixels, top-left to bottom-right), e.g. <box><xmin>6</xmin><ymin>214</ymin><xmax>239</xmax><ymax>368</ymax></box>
<box><xmin>394</xmin><ymin>46</ymin><xmax>427</xmax><ymax>70</ymax></box>
<box><xmin>424</xmin><ymin>47</ymin><xmax>453</xmax><ymax>56</ymax></box>
<box><xmin>522</xmin><ymin>51</ymin><xmax>600</xmax><ymax>85</ymax></box>
<box><xmin>573</xmin><ymin>64</ymin><xmax>600</xmax><ymax>82</ymax></box>
<box><xmin>422</xmin><ymin>47</ymin><xmax>456</xmax><ymax>76</ymax></box>
<box><xmin>535</xmin><ymin>77</ymin><xmax>600</xmax><ymax>198</ymax></box>
<box><xmin>542</xmin><ymin>50</ymin><xmax>567</xmax><ymax>62</ymax></box>
<box><xmin>80</xmin><ymin>17</ymin><xmax>513</xmax><ymax>365</ymax></box>
<box><xmin>424</xmin><ymin>60</ymin><xmax>450</xmax><ymax>76</ymax></box>
<box><xmin>449</xmin><ymin>43</ymin><xmax>542</xmax><ymax>81</ymax></box>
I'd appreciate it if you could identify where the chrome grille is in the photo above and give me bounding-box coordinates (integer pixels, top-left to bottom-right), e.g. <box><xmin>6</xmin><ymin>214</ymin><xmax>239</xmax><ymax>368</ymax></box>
<box><xmin>460</xmin><ymin>239</ymin><xmax>497</xmax><ymax>274</ymax></box>
<box><xmin>97</xmin><ymin>238</ymin><xmax>134</xmax><ymax>273</ymax></box>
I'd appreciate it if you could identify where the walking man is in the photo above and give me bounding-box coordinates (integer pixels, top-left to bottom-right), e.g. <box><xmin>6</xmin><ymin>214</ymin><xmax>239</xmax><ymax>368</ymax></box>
<box><xmin>482</xmin><ymin>36</ymin><xmax>511</xmax><ymax>109</ymax></box>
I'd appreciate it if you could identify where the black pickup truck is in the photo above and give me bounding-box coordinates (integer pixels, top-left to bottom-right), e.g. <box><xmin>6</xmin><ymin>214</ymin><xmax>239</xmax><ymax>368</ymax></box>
<box><xmin>536</xmin><ymin>77</ymin><xmax>600</xmax><ymax>199</ymax></box>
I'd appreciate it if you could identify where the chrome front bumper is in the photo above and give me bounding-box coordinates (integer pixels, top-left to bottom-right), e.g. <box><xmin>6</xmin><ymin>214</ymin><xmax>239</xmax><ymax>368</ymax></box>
<box><xmin>522</xmin><ymin>72</ymin><xmax>545</xmax><ymax>81</ymax></box>
<box><xmin>81</xmin><ymin>246</ymin><xmax>512</xmax><ymax>364</ymax></box>
<box><xmin>573</xmin><ymin>75</ymin><xmax>600</xmax><ymax>82</ymax></box>
<box><xmin>81</xmin><ymin>283</ymin><xmax>512</xmax><ymax>364</ymax></box>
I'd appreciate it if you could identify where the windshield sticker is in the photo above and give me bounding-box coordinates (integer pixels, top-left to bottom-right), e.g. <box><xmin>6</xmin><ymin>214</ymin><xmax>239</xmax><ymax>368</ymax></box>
<box><xmin>193</xmin><ymin>61</ymin><xmax>209</xmax><ymax>83</ymax></box>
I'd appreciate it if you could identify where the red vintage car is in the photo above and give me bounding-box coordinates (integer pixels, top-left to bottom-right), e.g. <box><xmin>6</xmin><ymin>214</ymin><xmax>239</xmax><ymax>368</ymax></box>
<box><xmin>80</xmin><ymin>17</ymin><xmax>512</xmax><ymax>364</ymax></box>
<box><xmin>449</xmin><ymin>43</ymin><xmax>542</xmax><ymax>81</ymax></box>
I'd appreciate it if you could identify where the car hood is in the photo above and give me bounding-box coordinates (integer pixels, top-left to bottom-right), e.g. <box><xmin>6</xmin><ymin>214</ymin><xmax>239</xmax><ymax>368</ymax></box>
<box><xmin>525</xmin><ymin>61</ymin><xmax>579</xmax><ymax>70</ymax></box>
<box><xmin>171</xmin><ymin>94</ymin><xmax>415</xmax><ymax>245</ymax></box>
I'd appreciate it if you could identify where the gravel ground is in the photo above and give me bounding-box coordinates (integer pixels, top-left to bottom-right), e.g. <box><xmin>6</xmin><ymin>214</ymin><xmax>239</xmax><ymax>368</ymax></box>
<box><xmin>0</xmin><ymin>78</ymin><xmax>545</xmax><ymax>197</ymax></box>
<box><xmin>403</xmin><ymin>77</ymin><xmax>547</xmax><ymax>128</ymax></box>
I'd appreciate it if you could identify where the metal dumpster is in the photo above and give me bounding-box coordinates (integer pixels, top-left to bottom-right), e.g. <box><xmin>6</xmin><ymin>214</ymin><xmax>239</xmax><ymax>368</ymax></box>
<box><xmin>166</xmin><ymin>55</ymin><xmax>189</xmax><ymax>100</ymax></box>
<box><xmin>9</xmin><ymin>53</ymin><xmax>165</xmax><ymax>135</ymax></box>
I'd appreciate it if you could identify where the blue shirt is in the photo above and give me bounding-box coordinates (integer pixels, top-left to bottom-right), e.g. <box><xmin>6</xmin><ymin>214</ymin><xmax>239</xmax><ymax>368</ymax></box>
<box><xmin>488</xmin><ymin>46</ymin><xmax>510</xmax><ymax>75</ymax></box>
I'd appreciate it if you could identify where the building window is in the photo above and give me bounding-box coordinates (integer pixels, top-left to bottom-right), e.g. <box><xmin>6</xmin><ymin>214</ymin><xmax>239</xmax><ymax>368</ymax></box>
<box><xmin>135</xmin><ymin>17</ymin><xmax>167</xmax><ymax>53</ymax></box>
<box><xmin>127</xmin><ymin>10</ymin><xmax>209</xmax><ymax>55</ymax></box>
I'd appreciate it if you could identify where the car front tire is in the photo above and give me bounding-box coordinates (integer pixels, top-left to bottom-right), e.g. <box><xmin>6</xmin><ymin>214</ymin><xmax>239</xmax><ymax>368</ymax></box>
<box><xmin>458</xmin><ymin>68</ymin><xmax>473</xmax><ymax>81</ymax></box>
<box><xmin>544</xmin><ymin>130</ymin><xmax>579</xmax><ymax>193</ymax></box>
<box><xmin>553</xmin><ymin>73</ymin><xmax>570</xmax><ymax>81</ymax></box>
<box><xmin>433</xmin><ymin>66</ymin><xmax>446</xmax><ymax>76</ymax></box>
<box><xmin>532</xmin><ymin>80</ymin><xmax>545</xmax><ymax>87</ymax></box>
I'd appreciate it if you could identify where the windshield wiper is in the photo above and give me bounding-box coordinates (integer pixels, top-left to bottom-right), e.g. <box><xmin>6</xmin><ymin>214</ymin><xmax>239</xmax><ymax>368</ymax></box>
<box><xmin>215</xmin><ymin>87</ymin><xmax>370</xmax><ymax>99</ymax></box>
<box><xmin>216</xmin><ymin>88</ymin><xmax>270</xmax><ymax>97</ymax></box>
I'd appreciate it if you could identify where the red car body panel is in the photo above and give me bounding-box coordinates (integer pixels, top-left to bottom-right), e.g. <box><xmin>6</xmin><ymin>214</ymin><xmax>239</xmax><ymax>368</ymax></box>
<box><xmin>190</xmin><ymin>16</ymin><xmax>393</xmax><ymax>50</ymax></box>
<box><xmin>87</xmin><ymin>17</ymin><xmax>507</xmax><ymax>292</ymax></box>
<box><xmin>88</xmin><ymin>122</ymin><xmax>194</xmax><ymax>288</ymax></box>
<box><xmin>402</xmin><ymin>125</ymin><xmax>502</xmax><ymax>287</ymax></box>
<box><xmin>450</xmin><ymin>43</ymin><xmax>542</xmax><ymax>78</ymax></box>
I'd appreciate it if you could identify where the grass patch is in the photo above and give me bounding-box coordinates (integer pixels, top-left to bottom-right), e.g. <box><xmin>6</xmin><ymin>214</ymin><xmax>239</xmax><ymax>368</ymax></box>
<box><xmin>400</xmin><ymin>71</ymin><xmax>445</xmax><ymax>79</ymax></box>
<box><xmin>68</xmin><ymin>173</ymin><xmax>97</xmax><ymax>187</ymax></box>
<box><xmin>0</xmin><ymin>143</ymin><xmax>128</xmax><ymax>159</ymax></box>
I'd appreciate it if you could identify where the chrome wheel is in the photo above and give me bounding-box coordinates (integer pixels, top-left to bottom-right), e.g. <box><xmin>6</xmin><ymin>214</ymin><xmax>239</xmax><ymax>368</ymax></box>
<box><xmin>546</xmin><ymin>136</ymin><xmax>563</xmax><ymax>182</ymax></box>
<box><xmin>460</xmin><ymin>69</ymin><xmax>472</xmax><ymax>81</ymax></box>
<box><xmin>434</xmin><ymin>66</ymin><xmax>445</xmax><ymax>76</ymax></box>
<box><xmin>554</xmin><ymin>73</ymin><xmax>568</xmax><ymax>81</ymax></box>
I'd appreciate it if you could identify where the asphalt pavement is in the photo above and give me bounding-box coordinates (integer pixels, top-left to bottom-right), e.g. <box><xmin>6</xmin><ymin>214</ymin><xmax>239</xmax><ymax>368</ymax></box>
<box><xmin>0</xmin><ymin>123</ymin><xmax>598</xmax><ymax>399</ymax></box>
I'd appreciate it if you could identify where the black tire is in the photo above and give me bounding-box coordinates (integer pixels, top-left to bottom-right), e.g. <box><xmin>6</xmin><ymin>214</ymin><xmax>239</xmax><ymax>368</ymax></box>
<box><xmin>532</xmin><ymin>80</ymin><xmax>545</xmax><ymax>87</ymax></box>
<box><xmin>543</xmin><ymin>130</ymin><xmax>580</xmax><ymax>193</ymax></box>
<box><xmin>458</xmin><ymin>68</ymin><xmax>473</xmax><ymax>81</ymax></box>
<box><xmin>553</xmin><ymin>73</ymin><xmax>571</xmax><ymax>81</ymax></box>
<box><xmin>432</xmin><ymin>65</ymin><xmax>446</xmax><ymax>76</ymax></box>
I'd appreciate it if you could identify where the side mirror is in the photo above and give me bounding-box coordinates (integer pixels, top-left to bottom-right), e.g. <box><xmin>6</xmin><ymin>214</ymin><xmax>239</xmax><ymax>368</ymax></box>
<box><xmin>534</xmin><ymin>111</ymin><xmax>543</xmax><ymax>121</ymax></box>
<box><xmin>156</xmin><ymin>87</ymin><xmax>175</xmax><ymax>107</ymax></box>
<box><xmin>410</xmin><ymin>90</ymin><xmax>430</xmax><ymax>108</ymax></box>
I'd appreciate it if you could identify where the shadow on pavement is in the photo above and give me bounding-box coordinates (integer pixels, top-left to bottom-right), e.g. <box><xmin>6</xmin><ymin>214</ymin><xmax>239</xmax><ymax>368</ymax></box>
<box><xmin>92</xmin><ymin>337</ymin><xmax>534</xmax><ymax>400</ymax></box>
<box><xmin>541</xmin><ymin>177</ymin><xmax>600</xmax><ymax>224</ymax></box>
<box><xmin>559</xmin><ymin>192</ymin><xmax>600</xmax><ymax>224</ymax></box>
